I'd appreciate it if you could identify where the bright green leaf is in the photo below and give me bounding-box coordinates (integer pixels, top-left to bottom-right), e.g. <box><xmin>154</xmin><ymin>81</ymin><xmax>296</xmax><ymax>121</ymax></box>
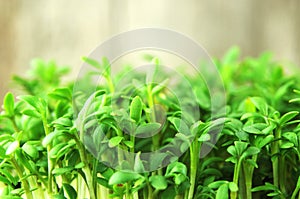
<box><xmin>108</xmin><ymin>136</ymin><xmax>123</xmax><ymax>148</ymax></box>
<box><xmin>149</xmin><ymin>175</ymin><xmax>168</xmax><ymax>190</ymax></box>
<box><xmin>3</xmin><ymin>92</ymin><xmax>14</xmax><ymax>116</ymax></box>
<box><xmin>108</xmin><ymin>171</ymin><xmax>143</xmax><ymax>185</ymax></box>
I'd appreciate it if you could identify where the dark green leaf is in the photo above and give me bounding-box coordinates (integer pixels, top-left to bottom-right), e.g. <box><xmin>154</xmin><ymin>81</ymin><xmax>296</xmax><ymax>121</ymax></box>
<box><xmin>97</xmin><ymin>177</ymin><xmax>110</xmax><ymax>188</ymax></box>
<box><xmin>63</xmin><ymin>183</ymin><xmax>77</xmax><ymax>199</ymax></box>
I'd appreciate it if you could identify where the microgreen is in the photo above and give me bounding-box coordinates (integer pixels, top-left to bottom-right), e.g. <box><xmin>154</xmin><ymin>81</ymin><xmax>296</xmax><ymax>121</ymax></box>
<box><xmin>1</xmin><ymin>47</ymin><xmax>300</xmax><ymax>199</ymax></box>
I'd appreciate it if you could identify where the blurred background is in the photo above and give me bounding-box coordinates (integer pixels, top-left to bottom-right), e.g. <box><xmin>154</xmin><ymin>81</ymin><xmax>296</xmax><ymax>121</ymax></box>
<box><xmin>0</xmin><ymin>0</ymin><xmax>299</xmax><ymax>103</ymax></box>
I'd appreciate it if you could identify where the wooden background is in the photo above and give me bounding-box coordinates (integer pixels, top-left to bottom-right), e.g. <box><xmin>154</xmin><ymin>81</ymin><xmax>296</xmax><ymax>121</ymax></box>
<box><xmin>0</xmin><ymin>0</ymin><xmax>299</xmax><ymax>103</ymax></box>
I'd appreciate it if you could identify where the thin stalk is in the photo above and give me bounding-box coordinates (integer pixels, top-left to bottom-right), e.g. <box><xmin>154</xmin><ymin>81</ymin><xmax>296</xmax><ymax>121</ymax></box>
<box><xmin>133</xmin><ymin>191</ymin><xmax>139</xmax><ymax>199</ymax></box>
<box><xmin>188</xmin><ymin>139</ymin><xmax>200</xmax><ymax>199</ymax></box>
<box><xmin>147</xmin><ymin>181</ymin><xmax>153</xmax><ymax>199</ymax></box>
<box><xmin>291</xmin><ymin>187</ymin><xmax>300</xmax><ymax>199</ymax></box>
<box><xmin>125</xmin><ymin>183</ymin><xmax>132</xmax><ymax>199</ymax></box>
<box><xmin>77</xmin><ymin>176</ymin><xmax>86</xmax><ymax>199</ymax></box>
<box><xmin>291</xmin><ymin>176</ymin><xmax>300</xmax><ymax>199</ymax></box>
<box><xmin>75</xmin><ymin>137</ymin><xmax>96</xmax><ymax>199</ymax></box>
<box><xmin>231</xmin><ymin>158</ymin><xmax>242</xmax><ymax>199</ymax></box>
<box><xmin>279</xmin><ymin>156</ymin><xmax>287</xmax><ymax>195</ymax></box>
<box><xmin>92</xmin><ymin>158</ymin><xmax>98</xmax><ymax>195</ymax></box>
<box><xmin>42</xmin><ymin>116</ymin><xmax>55</xmax><ymax>197</ymax></box>
<box><xmin>105</xmin><ymin>74</ymin><xmax>115</xmax><ymax>93</ymax></box>
<box><xmin>239</xmin><ymin>164</ymin><xmax>246</xmax><ymax>199</ymax></box>
<box><xmin>147</xmin><ymin>85</ymin><xmax>163</xmax><ymax>177</ymax></box>
<box><xmin>11</xmin><ymin>158</ymin><xmax>33</xmax><ymax>199</ymax></box>
<box><xmin>271</xmin><ymin>128</ymin><xmax>281</xmax><ymax>188</ymax></box>
<box><xmin>36</xmin><ymin>183</ymin><xmax>46</xmax><ymax>199</ymax></box>
<box><xmin>243</xmin><ymin>154</ymin><xmax>258</xmax><ymax>199</ymax></box>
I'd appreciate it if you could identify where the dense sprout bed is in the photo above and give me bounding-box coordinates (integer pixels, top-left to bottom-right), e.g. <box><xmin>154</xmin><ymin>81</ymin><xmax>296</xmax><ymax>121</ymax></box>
<box><xmin>0</xmin><ymin>48</ymin><xmax>300</xmax><ymax>199</ymax></box>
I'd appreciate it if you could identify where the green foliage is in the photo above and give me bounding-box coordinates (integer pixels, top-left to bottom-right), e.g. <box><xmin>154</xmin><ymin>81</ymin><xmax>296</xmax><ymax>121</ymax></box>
<box><xmin>1</xmin><ymin>48</ymin><xmax>300</xmax><ymax>199</ymax></box>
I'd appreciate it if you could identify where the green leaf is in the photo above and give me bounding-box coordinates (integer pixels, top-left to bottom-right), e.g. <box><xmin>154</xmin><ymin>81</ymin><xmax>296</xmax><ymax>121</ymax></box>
<box><xmin>249</xmin><ymin>97</ymin><xmax>268</xmax><ymax>115</ymax></box>
<box><xmin>222</xmin><ymin>46</ymin><xmax>240</xmax><ymax>64</ymax></box>
<box><xmin>149</xmin><ymin>175</ymin><xmax>168</xmax><ymax>190</ymax></box>
<box><xmin>208</xmin><ymin>180</ymin><xmax>228</xmax><ymax>189</ymax></box>
<box><xmin>130</xmin><ymin>96</ymin><xmax>143</xmax><ymax>123</ymax></box>
<box><xmin>21</xmin><ymin>109</ymin><xmax>41</xmax><ymax>118</ymax></box>
<box><xmin>49</xmin><ymin>143</ymin><xmax>66</xmax><ymax>159</ymax></box>
<box><xmin>166</xmin><ymin>162</ymin><xmax>187</xmax><ymax>176</ymax></box>
<box><xmin>282</xmin><ymin>132</ymin><xmax>298</xmax><ymax>146</ymax></box>
<box><xmin>52</xmin><ymin>117</ymin><xmax>73</xmax><ymax>127</ymax></box>
<box><xmin>97</xmin><ymin>177</ymin><xmax>110</xmax><ymax>188</ymax></box>
<box><xmin>52</xmin><ymin>167</ymin><xmax>73</xmax><ymax>175</ymax></box>
<box><xmin>161</xmin><ymin>186</ymin><xmax>176</xmax><ymax>199</ymax></box>
<box><xmin>234</xmin><ymin>141</ymin><xmax>248</xmax><ymax>156</ymax></box>
<box><xmin>257</xmin><ymin>135</ymin><xmax>274</xmax><ymax>149</ymax></box>
<box><xmin>18</xmin><ymin>95</ymin><xmax>41</xmax><ymax>111</ymax></box>
<box><xmin>174</xmin><ymin>173</ymin><xmax>187</xmax><ymax>185</ymax></box>
<box><xmin>22</xmin><ymin>143</ymin><xmax>38</xmax><ymax>159</ymax></box>
<box><xmin>42</xmin><ymin>130</ymin><xmax>63</xmax><ymax>147</ymax></box>
<box><xmin>120</xmin><ymin>140</ymin><xmax>133</xmax><ymax>149</ymax></box>
<box><xmin>0</xmin><ymin>175</ymin><xmax>13</xmax><ymax>186</ymax></box>
<box><xmin>0</xmin><ymin>169</ymin><xmax>18</xmax><ymax>185</ymax></box>
<box><xmin>243</xmin><ymin>146</ymin><xmax>260</xmax><ymax>158</ymax></box>
<box><xmin>48</xmin><ymin>88</ymin><xmax>72</xmax><ymax>101</ymax></box>
<box><xmin>152</xmin><ymin>79</ymin><xmax>169</xmax><ymax>95</ymax></box>
<box><xmin>252</xmin><ymin>182</ymin><xmax>278</xmax><ymax>192</ymax></box>
<box><xmin>135</xmin><ymin>123</ymin><xmax>161</xmax><ymax>137</ymax></box>
<box><xmin>198</xmin><ymin>134</ymin><xmax>210</xmax><ymax>142</ymax></box>
<box><xmin>3</xmin><ymin>92</ymin><xmax>14</xmax><ymax>116</ymax></box>
<box><xmin>280</xmin><ymin>142</ymin><xmax>294</xmax><ymax>149</ymax></box>
<box><xmin>244</xmin><ymin>159</ymin><xmax>258</xmax><ymax>168</ymax></box>
<box><xmin>216</xmin><ymin>183</ymin><xmax>228</xmax><ymax>199</ymax></box>
<box><xmin>63</xmin><ymin>183</ymin><xmax>77</xmax><ymax>199</ymax></box>
<box><xmin>243</xmin><ymin>125</ymin><xmax>262</xmax><ymax>134</ymax></box>
<box><xmin>194</xmin><ymin>86</ymin><xmax>211</xmax><ymax>109</ymax></box>
<box><xmin>225</xmin><ymin>157</ymin><xmax>237</xmax><ymax>164</ymax></box>
<box><xmin>108</xmin><ymin>171</ymin><xmax>143</xmax><ymax>185</ymax></box>
<box><xmin>108</xmin><ymin>136</ymin><xmax>123</xmax><ymax>148</ymax></box>
<box><xmin>75</xmin><ymin>162</ymin><xmax>85</xmax><ymax>169</ymax></box>
<box><xmin>6</xmin><ymin>141</ymin><xmax>19</xmax><ymax>155</ymax></box>
<box><xmin>134</xmin><ymin>152</ymin><xmax>145</xmax><ymax>173</ymax></box>
<box><xmin>82</xmin><ymin>56</ymin><xmax>102</xmax><ymax>69</ymax></box>
<box><xmin>168</xmin><ymin>117</ymin><xmax>190</xmax><ymax>135</ymax></box>
<box><xmin>261</xmin><ymin>123</ymin><xmax>276</xmax><ymax>134</ymax></box>
<box><xmin>227</xmin><ymin>146</ymin><xmax>237</xmax><ymax>157</ymax></box>
<box><xmin>279</xmin><ymin>111</ymin><xmax>299</xmax><ymax>125</ymax></box>
<box><xmin>240</xmin><ymin>112</ymin><xmax>264</xmax><ymax>121</ymax></box>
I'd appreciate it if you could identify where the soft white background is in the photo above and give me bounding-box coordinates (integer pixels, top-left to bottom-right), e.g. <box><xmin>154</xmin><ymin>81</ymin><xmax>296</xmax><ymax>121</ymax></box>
<box><xmin>0</xmin><ymin>0</ymin><xmax>299</xmax><ymax>103</ymax></box>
